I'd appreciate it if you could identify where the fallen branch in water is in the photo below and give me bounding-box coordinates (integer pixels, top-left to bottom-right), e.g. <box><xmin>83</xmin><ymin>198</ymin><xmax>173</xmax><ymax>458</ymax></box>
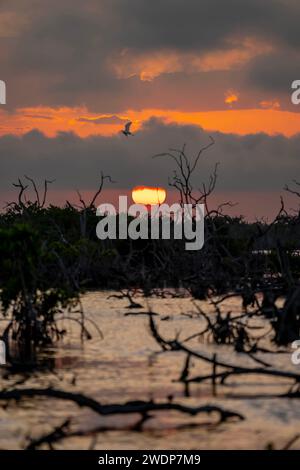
<box><xmin>147</xmin><ymin>314</ymin><xmax>300</xmax><ymax>395</ymax></box>
<box><xmin>26</xmin><ymin>419</ymin><xmax>72</xmax><ymax>450</ymax></box>
<box><xmin>25</xmin><ymin>399</ymin><xmax>243</xmax><ymax>450</ymax></box>
<box><xmin>185</xmin><ymin>366</ymin><xmax>300</xmax><ymax>385</ymax></box>
<box><xmin>25</xmin><ymin>419</ymin><xmax>116</xmax><ymax>450</ymax></box>
<box><xmin>124</xmin><ymin>311</ymin><xmax>159</xmax><ymax>317</ymax></box>
<box><xmin>0</xmin><ymin>387</ymin><xmax>243</xmax><ymax>423</ymax></box>
<box><xmin>1</xmin><ymin>386</ymin><xmax>245</xmax><ymax>449</ymax></box>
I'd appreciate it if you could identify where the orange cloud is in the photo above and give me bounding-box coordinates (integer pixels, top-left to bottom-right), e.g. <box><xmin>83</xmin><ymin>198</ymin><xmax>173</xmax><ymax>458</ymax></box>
<box><xmin>225</xmin><ymin>90</ymin><xmax>239</xmax><ymax>106</ymax></box>
<box><xmin>192</xmin><ymin>37</ymin><xmax>272</xmax><ymax>72</ymax></box>
<box><xmin>128</xmin><ymin>108</ymin><xmax>300</xmax><ymax>136</ymax></box>
<box><xmin>0</xmin><ymin>107</ymin><xmax>133</xmax><ymax>137</ymax></box>
<box><xmin>112</xmin><ymin>50</ymin><xmax>181</xmax><ymax>81</ymax></box>
<box><xmin>1</xmin><ymin>106</ymin><xmax>300</xmax><ymax>138</ymax></box>
<box><xmin>111</xmin><ymin>37</ymin><xmax>273</xmax><ymax>81</ymax></box>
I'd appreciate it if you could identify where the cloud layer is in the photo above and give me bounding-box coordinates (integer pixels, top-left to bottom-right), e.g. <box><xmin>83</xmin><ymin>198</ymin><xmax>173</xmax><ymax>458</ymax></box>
<box><xmin>0</xmin><ymin>119</ymin><xmax>298</xmax><ymax>195</ymax></box>
<box><xmin>1</xmin><ymin>0</ymin><xmax>300</xmax><ymax>111</ymax></box>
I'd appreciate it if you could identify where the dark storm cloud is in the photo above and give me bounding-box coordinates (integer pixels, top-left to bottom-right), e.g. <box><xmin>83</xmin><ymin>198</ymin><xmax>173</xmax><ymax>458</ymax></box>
<box><xmin>2</xmin><ymin>0</ymin><xmax>300</xmax><ymax>109</ymax></box>
<box><xmin>246</xmin><ymin>50</ymin><xmax>300</xmax><ymax>93</ymax></box>
<box><xmin>110</xmin><ymin>0</ymin><xmax>289</xmax><ymax>50</ymax></box>
<box><xmin>0</xmin><ymin>119</ymin><xmax>299</xmax><ymax>196</ymax></box>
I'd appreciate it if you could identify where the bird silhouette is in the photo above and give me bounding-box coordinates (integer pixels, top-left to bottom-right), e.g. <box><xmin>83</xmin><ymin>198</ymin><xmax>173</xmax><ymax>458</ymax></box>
<box><xmin>121</xmin><ymin>121</ymin><xmax>134</xmax><ymax>137</ymax></box>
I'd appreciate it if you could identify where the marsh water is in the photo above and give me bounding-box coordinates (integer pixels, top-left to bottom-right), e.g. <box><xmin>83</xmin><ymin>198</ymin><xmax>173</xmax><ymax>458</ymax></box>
<box><xmin>0</xmin><ymin>291</ymin><xmax>300</xmax><ymax>450</ymax></box>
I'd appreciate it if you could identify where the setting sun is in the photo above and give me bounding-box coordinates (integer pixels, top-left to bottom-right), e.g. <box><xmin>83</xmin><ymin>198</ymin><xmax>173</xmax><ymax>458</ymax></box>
<box><xmin>132</xmin><ymin>186</ymin><xmax>167</xmax><ymax>205</ymax></box>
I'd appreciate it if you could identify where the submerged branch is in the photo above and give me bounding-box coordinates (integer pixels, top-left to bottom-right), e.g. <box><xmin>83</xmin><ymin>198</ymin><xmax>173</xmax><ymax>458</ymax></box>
<box><xmin>0</xmin><ymin>387</ymin><xmax>244</xmax><ymax>423</ymax></box>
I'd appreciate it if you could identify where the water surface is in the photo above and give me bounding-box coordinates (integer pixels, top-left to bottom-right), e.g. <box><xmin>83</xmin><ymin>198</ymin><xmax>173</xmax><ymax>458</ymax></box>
<box><xmin>0</xmin><ymin>291</ymin><xmax>299</xmax><ymax>450</ymax></box>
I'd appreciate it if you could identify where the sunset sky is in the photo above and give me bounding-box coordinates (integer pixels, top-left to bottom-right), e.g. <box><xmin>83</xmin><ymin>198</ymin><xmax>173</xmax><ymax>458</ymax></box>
<box><xmin>1</xmin><ymin>0</ymin><xmax>300</xmax><ymax>218</ymax></box>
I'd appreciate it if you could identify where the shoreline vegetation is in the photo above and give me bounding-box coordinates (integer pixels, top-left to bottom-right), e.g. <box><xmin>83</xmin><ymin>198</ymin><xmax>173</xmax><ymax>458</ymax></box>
<box><xmin>1</xmin><ymin>141</ymin><xmax>300</xmax><ymax>449</ymax></box>
<box><xmin>1</xmin><ymin>143</ymin><xmax>300</xmax><ymax>346</ymax></box>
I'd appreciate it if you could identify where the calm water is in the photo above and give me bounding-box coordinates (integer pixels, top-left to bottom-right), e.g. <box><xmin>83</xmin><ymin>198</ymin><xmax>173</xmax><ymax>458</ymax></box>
<box><xmin>0</xmin><ymin>291</ymin><xmax>300</xmax><ymax>450</ymax></box>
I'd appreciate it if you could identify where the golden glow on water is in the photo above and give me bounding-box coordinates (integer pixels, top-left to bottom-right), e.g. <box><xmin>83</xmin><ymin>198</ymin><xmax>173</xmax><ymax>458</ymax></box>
<box><xmin>132</xmin><ymin>186</ymin><xmax>167</xmax><ymax>205</ymax></box>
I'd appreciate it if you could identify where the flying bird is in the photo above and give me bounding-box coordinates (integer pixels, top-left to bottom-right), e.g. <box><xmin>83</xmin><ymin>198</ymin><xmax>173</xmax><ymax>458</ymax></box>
<box><xmin>121</xmin><ymin>121</ymin><xmax>134</xmax><ymax>137</ymax></box>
